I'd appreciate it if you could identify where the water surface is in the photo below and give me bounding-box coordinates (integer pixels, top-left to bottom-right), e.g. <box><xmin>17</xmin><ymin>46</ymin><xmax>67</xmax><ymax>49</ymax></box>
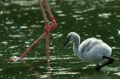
<box><xmin>0</xmin><ymin>0</ymin><xmax>120</xmax><ymax>79</ymax></box>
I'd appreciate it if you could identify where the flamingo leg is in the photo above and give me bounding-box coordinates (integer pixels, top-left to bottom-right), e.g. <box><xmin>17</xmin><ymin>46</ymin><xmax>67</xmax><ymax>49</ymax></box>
<box><xmin>38</xmin><ymin>0</ymin><xmax>51</xmax><ymax>63</ymax></box>
<box><xmin>19</xmin><ymin>0</ymin><xmax>48</xmax><ymax>59</ymax></box>
<box><xmin>95</xmin><ymin>56</ymin><xmax>114</xmax><ymax>71</ymax></box>
<box><xmin>38</xmin><ymin>0</ymin><xmax>57</xmax><ymax>63</ymax></box>
<box><xmin>38</xmin><ymin>0</ymin><xmax>48</xmax><ymax>22</ymax></box>
<box><xmin>43</xmin><ymin>0</ymin><xmax>57</xmax><ymax>31</ymax></box>
<box><xmin>11</xmin><ymin>0</ymin><xmax>57</xmax><ymax>62</ymax></box>
<box><xmin>20</xmin><ymin>33</ymin><xmax>45</xmax><ymax>59</ymax></box>
<box><xmin>42</xmin><ymin>0</ymin><xmax>57</xmax><ymax>68</ymax></box>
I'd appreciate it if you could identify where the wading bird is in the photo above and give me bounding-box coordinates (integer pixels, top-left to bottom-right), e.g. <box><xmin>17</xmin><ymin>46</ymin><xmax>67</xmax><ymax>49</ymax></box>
<box><xmin>64</xmin><ymin>32</ymin><xmax>114</xmax><ymax>71</ymax></box>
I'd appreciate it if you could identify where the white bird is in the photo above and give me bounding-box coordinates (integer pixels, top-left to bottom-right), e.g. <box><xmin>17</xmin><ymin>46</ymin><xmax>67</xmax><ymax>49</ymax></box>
<box><xmin>64</xmin><ymin>32</ymin><xmax>114</xmax><ymax>71</ymax></box>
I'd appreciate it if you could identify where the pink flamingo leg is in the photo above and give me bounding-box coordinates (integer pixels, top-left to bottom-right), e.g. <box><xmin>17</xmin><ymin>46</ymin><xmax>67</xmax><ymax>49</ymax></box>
<box><xmin>20</xmin><ymin>33</ymin><xmax>46</xmax><ymax>59</ymax></box>
<box><xmin>38</xmin><ymin>0</ymin><xmax>48</xmax><ymax>22</ymax></box>
<box><xmin>38</xmin><ymin>0</ymin><xmax>50</xmax><ymax>62</ymax></box>
<box><xmin>8</xmin><ymin>0</ymin><xmax>57</xmax><ymax>62</ymax></box>
<box><xmin>43</xmin><ymin>0</ymin><xmax>57</xmax><ymax>31</ymax></box>
<box><xmin>20</xmin><ymin>0</ymin><xmax>49</xmax><ymax>59</ymax></box>
<box><xmin>38</xmin><ymin>0</ymin><xmax>57</xmax><ymax>61</ymax></box>
<box><xmin>45</xmin><ymin>23</ymin><xmax>50</xmax><ymax>61</ymax></box>
<box><xmin>43</xmin><ymin>0</ymin><xmax>57</xmax><ymax>63</ymax></box>
<box><xmin>20</xmin><ymin>0</ymin><xmax>57</xmax><ymax>60</ymax></box>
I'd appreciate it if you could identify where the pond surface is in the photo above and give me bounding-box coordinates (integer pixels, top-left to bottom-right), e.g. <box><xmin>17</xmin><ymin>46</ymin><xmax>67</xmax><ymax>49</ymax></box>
<box><xmin>0</xmin><ymin>0</ymin><xmax>120</xmax><ymax>79</ymax></box>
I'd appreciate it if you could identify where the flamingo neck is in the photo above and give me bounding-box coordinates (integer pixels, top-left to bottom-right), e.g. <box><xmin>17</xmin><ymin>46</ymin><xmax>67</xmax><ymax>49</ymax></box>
<box><xmin>73</xmin><ymin>38</ymin><xmax>86</xmax><ymax>61</ymax></box>
<box><xmin>73</xmin><ymin>36</ymin><xmax>80</xmax><ymax>55</ymax></box>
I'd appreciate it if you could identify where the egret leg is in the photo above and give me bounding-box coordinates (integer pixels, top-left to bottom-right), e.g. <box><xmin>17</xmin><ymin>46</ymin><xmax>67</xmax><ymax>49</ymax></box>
<box><xmin>95</xmin><ymin>56</ymin><xmax>114</xmax><ymax>71</ymax></box>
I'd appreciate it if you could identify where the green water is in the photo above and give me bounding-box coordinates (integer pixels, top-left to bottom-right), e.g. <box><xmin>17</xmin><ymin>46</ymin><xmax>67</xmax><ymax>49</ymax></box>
<box><xmin>0</xmin><ymin>0</ymin><xmax>120</xmax><ymax>79</ymax></box>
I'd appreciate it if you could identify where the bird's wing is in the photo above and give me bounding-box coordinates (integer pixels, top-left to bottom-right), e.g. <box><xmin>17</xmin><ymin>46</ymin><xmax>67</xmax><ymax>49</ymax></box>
<box><xmin>79</xmin><ymin>38</ymin><xmax>103</xmax><ymax>53</ymax></box>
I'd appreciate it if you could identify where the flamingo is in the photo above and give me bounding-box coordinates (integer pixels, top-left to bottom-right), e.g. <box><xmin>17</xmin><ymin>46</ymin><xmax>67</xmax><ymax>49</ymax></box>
<box><xmin>64</xmin><ymin>32</ymin><xmax>114</xmax><ymax>71</ymax></box>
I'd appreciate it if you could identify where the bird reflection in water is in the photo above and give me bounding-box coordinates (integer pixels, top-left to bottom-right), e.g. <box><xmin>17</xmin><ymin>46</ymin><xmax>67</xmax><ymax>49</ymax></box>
<box><xmin>20</xmin><ymin>60</ymin><xmax>51</xmax><ymax>79</ymax></box>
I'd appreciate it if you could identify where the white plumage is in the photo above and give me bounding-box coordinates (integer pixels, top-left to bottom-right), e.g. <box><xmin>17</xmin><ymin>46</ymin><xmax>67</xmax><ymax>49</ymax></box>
<box><xmin>64</xmin><ymin>32</ymin><xmax>114</xmax><ymax>70</ymax></box>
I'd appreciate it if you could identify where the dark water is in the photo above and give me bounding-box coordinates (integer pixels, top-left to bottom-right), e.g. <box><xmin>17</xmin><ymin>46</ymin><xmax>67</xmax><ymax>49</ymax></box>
<box><xmin>0</xmin><ymin>0</ymin><xmax>120</xmax><ymax>79</ymax></box>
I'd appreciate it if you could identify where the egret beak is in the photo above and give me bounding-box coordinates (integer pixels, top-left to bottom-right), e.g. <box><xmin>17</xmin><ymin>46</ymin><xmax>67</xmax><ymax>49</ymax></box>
<box><xmin>64</xmin><ymin>37</ymin><xmax>69</xmax><ymax>46</ymax></box>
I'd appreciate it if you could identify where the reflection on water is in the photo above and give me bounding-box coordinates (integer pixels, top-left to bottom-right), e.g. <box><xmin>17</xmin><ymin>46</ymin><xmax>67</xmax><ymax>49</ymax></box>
<box><xmin>0</xmin><ymin>0</ymin><xmax>120</xmax><ymax>79</ymax></box>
